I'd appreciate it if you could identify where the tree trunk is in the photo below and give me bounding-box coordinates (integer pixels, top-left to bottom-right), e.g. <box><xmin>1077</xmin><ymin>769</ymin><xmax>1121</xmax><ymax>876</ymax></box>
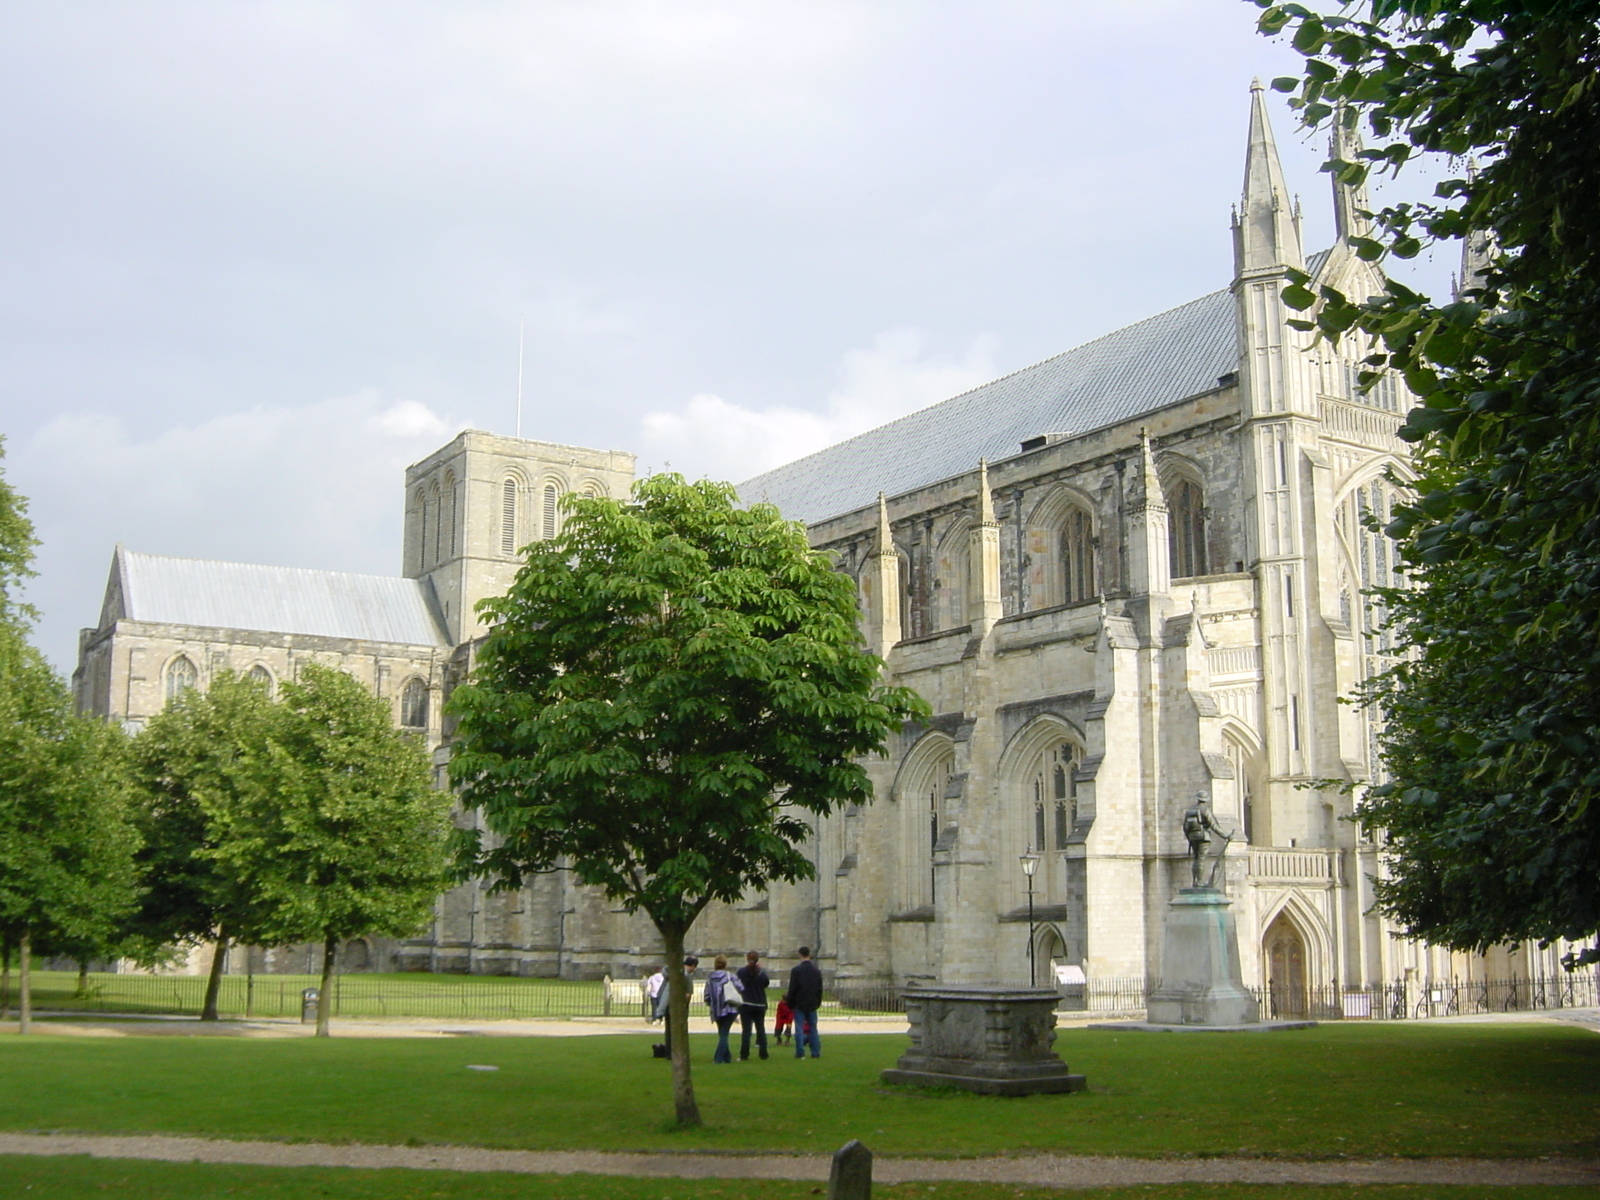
<box><xmin>19</xmin><ymin>930</ymin><xmax>32</xmax><ymax>1035</ymax></box>
<box><xmin>316</xmin><ymin>933</ymin><xmax>337</xmax><ymax>1038</ymax></box>
<box><xmin>202</xmin><ymin>930</ymin><xmax>229</xmax><ymax>1022</ymax></box>
<box><xmin>76</xmin><ymin>959</ymin><xmax>90</xmax><ymax>997</ymax></box>
<box><xmin>1</xmin><ymin>938</ymin><xmax>11</xmax><ymax>1021</ymax></box>
<box><xmin>659</xmin><ymin>924</ymin><xmax>700</xmax><ymax>1128</ymax></box>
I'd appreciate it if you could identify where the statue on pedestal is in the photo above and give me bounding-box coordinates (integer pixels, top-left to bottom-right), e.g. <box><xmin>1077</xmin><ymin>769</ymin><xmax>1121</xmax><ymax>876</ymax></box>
<box><xmin>1180</xmin><ymin>792</ymin><xmax>1233</xmax><ymax>889</ymax></box>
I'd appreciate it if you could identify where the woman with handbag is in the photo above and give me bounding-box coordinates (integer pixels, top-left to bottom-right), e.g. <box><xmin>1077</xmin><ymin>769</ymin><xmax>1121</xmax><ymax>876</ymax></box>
<box><xmin>703</xmin><ymin>955</ymin><xmax>742</xmax><ymax>1063</ymax></box>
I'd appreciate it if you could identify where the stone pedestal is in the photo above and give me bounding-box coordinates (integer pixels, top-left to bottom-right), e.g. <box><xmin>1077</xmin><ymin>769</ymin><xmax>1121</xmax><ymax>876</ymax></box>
<box><xmin>881</xmin><ymin>985</ymin><xmax>1086</xmax><ymax>1095</ymax></box>
<box><xmin>1146</xmin><ymin>888</ymin><xmax>1260</xmax><ymax>1026</ymax></box>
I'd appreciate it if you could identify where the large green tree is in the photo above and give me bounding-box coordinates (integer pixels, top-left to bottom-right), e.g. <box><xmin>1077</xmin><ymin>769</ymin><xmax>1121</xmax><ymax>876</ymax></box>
<box><xmin>448</xmin><ymin>475</ymin><xmax>926</xmax><ymax>1127</ymax></box>
<box><xmin>129</xmin><ymin>671</ymin><xmax>283</xmax><ymax>1020</ymax></box>
<box><xmin>203</xmin><ymin>663</ymin><xmax>453</xmax><ymax>1036</ymax></box>
<box><xmin>1257</xmin><ymin>0</ymin><xmax>1600</xmax><ymax>963</ymax></box>
<box><xmin>0</xmin><ymin>441</ymin><xmax>142</xmax><ymax>1031</ymax></box>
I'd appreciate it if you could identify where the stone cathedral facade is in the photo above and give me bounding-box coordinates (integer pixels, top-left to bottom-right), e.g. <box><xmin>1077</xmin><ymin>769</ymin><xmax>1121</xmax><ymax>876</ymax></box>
<box><xmin>74</xmin><ymin>87</ymin><xmax>1559</xmax><ymax>995</ymax></box>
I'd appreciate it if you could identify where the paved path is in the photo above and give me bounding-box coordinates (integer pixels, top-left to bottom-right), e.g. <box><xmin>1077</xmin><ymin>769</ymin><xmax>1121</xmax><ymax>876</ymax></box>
<box><xmin>2</xmin><ymin>1133</ymin><xmax>1597</xmax><ymax>1187</ymax></box>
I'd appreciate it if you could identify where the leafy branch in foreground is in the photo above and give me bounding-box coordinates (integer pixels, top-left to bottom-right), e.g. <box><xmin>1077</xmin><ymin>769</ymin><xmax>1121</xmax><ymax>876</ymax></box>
<box><xmin>1256</xmin><ymin>0</ymin><xmax>1600</xmax><ymax>964</ymax></box>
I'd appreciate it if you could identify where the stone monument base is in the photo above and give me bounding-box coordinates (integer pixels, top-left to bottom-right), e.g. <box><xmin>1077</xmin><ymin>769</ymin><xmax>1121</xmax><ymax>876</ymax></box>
<box><xmin>1146</xmin><ymin>887</ymin><xmax>1261</xmax><ymax>1027</ymax></box>
<box><xmin>881</xmin><ymin>985</ymin><xmax>1086</xmax><ymax>1096</ymax></box>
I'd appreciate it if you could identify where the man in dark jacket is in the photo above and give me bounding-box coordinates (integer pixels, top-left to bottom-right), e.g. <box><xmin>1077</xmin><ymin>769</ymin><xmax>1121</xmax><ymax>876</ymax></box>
<box><xmin>783</xmin><ymin>945</ymin><xmax>823</xmax><ymax>1059</ymax></box>
<box><xmin>735</xmin><ymin>950</ymin><xmax>770</xmax><ymax>1061</ymax></box>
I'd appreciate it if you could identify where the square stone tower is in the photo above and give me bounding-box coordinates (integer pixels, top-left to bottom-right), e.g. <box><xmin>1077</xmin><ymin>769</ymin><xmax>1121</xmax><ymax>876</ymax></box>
<box><xmin>403</xmin><ymin>431</ymin><xmax>636</xmax><ymax>645</ymax></box>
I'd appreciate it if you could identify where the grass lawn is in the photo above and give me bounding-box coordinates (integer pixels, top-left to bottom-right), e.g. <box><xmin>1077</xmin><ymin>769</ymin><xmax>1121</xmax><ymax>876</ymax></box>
<box><xmin>0</xmin><ymin>1158</ymin><xmax>1593</xmax><ymax>1200</ymax></box>
<box><xmin>1</xmin><ymin>1023</ymin><xmax>1597</xmax><ymax>1160</ymax></box>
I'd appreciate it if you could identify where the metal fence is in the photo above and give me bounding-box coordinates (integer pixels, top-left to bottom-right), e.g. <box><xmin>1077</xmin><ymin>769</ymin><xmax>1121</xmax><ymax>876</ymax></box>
<box><xmin>830</xmin><ymin>973</ymin><xmax>1600</xmax><ymax>1021</ymax></box>
<box><xmin>1255</xmin><ymin>973</ymin><xmax>1600</xmax><ymax>1022</ymax></box>
<box><xmin>17</xmin><ymin>969</ymin><xmax>1597</xmax><ymax>1023</ymax></box>
<box><xmin>20</xmin><ymin>972</ymin><xmax>622</xmax><ymax>1020</ymax></box>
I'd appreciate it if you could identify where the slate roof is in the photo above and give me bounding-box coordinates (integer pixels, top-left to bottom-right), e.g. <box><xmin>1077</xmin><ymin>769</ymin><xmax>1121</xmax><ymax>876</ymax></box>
<box><xmin>110</xmin><ymin>550</ymin><xmax>450</xmax><ymax>647</ymax></box>
<box><xmin>737</xmin><ymin>287</ymin><xmax>1240</xmax><ymax>526</ymax></box>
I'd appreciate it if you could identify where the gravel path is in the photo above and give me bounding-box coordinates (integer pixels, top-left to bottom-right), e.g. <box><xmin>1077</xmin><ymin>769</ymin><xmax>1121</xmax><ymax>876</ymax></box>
<box><xmin>2</xmin><ymin>1133</ymin><xmax>1597</xmax><ymax>1187</ymax></box>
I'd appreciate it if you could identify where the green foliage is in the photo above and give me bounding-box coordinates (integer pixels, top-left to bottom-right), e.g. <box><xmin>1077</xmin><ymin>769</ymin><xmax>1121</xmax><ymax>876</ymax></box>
<box><xmin>0</xmin><ymin>437</ymin><xmax>39</xmax><ymax>634</ymax></box>
<box><xmin>0</xmin><ymin>645</ymin><xmax>143</xmax><ymax>958</ymax></box>
<box><xmin>128</xmin><ymin>671</ymin><xmax>283</xmax><ymax>958</ymax></box>
<box><xmin>0</xmin><ymin>442</ymin><xmax>141</xmax><ymax>967</ymax></box>
<box><xmin>450</xmin><ymin>475</ymin><xmax>926</xmax><ymax>934</ymax></box>
<box><xmin>1257</xmin><ymin>0</ymin><xmax>1600</xmax><ymax>964</ymax></box>
<box><xmin>202</xmin><ymin>663</ymin><xmax>453</xmax><ymax>952</ymax></box>
<box><xmin>449</xmin><ymin>474</ymin><xmax>925</xmax><ymax>1123</ymax></box>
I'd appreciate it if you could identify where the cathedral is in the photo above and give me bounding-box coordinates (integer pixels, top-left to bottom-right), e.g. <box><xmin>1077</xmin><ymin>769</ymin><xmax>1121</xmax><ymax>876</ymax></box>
<box><xmin>73</xmin><ymin>85</ymin><xmax>1558</xmax><ymax>998</ymax></box>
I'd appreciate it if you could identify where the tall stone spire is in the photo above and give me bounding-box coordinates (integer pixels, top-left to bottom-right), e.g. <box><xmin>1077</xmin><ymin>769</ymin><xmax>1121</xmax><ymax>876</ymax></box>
<box><xmin>1330</xmin><ymin>109</ymin><xmax>1372</xmax><ymax>242</ymax></box>
<box><xmin>1233</xmin><ymin>79</ymin><xmax>1304</xmax><ymax>276</ymax></box>
<box><xmin>967</xmin><ymin>460</ymin><xmax>1003</xmax><ymax>631</ymax></box>
<box><xmin>1126</xmin><ymin>430</ymin><xmax>1170</xmax><ymax>597</ymax></box>
<box><xmin>868</xmin><ymin>492</ymin><xmax>902</xmax><ymax>652</ymax></box>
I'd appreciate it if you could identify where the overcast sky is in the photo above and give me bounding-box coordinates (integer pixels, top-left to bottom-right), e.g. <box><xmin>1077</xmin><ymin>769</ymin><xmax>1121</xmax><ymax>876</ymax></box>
<box><xmin>0</xmin><ymin>2</ymin><xmax>1455</xmax><ymax>672</ymax></box>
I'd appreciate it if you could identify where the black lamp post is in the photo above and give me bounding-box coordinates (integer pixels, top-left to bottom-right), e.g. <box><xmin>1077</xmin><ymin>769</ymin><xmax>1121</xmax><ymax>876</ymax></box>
<box><xmin>1019</xmin><ymin>847</ymin><xmax>1041</xmax><ymax>987</ymax></box>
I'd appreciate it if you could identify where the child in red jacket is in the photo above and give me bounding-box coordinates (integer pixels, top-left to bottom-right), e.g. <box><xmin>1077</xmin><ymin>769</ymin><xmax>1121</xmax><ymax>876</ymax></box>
<box><xmin>773</xmin><ymin>997</ymin><xmax>794</xmax><ymax>1045</ymax></box>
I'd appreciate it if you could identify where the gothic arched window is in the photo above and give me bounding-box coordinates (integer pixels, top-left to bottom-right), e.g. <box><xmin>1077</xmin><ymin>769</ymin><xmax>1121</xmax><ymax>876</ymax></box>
<box><xmin>500</xmin><ymin>479</ymin><xmax>518</xmax><ymax>556</ymax></box>
<box><xmin>902</xmin><ymin>743</ymin><xmax>954</xmax><ymax>911</ymax></box>
<box><xmin>246</xmin><ymin>664</ymin><xmax>274</xmax><ymax>694</ymax></box>
<box><xmin>1338</xmin><ymin>473</ymin><xmax>1409</xmax><ymax>781</ymax></box>
<box><xmin>1031</xmin><ymin>741</ymin><xmax>1081</xmax><ymax>852</ymax></box>
<box><xmin>542</xmin><ymin>484</ymin><xmax>560</xmax><ymax>540</ymax></box>
<box><xmin>934</xmin><ymin>522</ymin><xmax>970</xmax><ymax>633</ymax></box>
<box><xmin>1169</xmin><ymin>479</ymin><xmax>1207</xmax><ymax>578</ymax></box>
<box><xmin>1062</xmin><ymin>506</ymin><xmax>1095</xmax><ymax>604</ymax></box>
<box><xmin>400</xmin><ymin>678</ymin><xmax>429</xmax><ymax>730</ymax></box>
<box><xmin>165</xmin><ymin>656</ymin><xmax>198</xmax><ymax>705</ymax></box>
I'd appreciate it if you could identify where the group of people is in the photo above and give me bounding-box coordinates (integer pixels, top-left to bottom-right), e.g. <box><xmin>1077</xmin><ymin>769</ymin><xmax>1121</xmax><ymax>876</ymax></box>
<box><xmin>644</xmin><ymin>946</ymin><xmax>824</xmax><ymax>1062</ymax></box>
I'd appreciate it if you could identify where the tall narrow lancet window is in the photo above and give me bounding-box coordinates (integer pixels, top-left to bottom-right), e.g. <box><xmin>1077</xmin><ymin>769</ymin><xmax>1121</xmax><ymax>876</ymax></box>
<box><xmin>411</xmin><ymin>488</ymin><xmax>427</xmax><ymax>572</ymax></box>
<box><xmin>400</xmin><ymin>678</ymin><xmax>429</xmax><ymax>731</ymax></box>
<box><xmin>1169</xmin><ymin>479</ymin><xmax>1208</xmax><ymax>578</ymax></box>
<box><xmin>430</xmin><ymin>482</ymin><xmax>443</xmax><ymax>564</ymax></box>
<box><xmin>501</xmin><ymin>479</ymin><xmax>518</xmax><ymax>556</ymax></box>
<box><xmin>1339</xmin><ymin>475</ymin><xmax>1408</xmax><ymax>780</ymax></box>
<box><xmin>165</xmin><ymin>656</ymin><xmax>198</xmax><ymax>705</ymax></box>
<box><xmin>419</xmin><ymin>489</ymin><xmax>433</xmax><ymax>569</ymax></box>
<box><xmin>443</xmin><ymin>472</ymin><xmax>457</xmax><ymax>559</ymax></box>
<box><xmin>1062</xmin><ymin>507</ymin><xmax>1095</xmax><ymax>604</ymax></box>
<box><xmin>543</xmin><ymin>484</ymin><xmax>559</xmax><ymax>540</ymax></box>
<box><xmin>902</xmin><ymin>744</ymin><xmax>954</xmax><ymax>911</ymax></box>
<box><xmin>246</xmin><ymin>664</ymin><xmax>274</xmax><ymax>695</ymax></box>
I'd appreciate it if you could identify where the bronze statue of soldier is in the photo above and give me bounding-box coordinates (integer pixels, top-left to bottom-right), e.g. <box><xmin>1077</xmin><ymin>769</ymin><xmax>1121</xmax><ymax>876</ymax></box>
<box><xmin>1181</xmin><ymin>792</ymin><xmax>1233</xmax><ymax>889</ymax></box>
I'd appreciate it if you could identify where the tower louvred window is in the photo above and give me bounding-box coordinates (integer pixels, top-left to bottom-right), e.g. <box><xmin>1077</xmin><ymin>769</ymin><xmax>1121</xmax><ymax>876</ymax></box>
<box><xmin>543</xmin><ymin>484</ymin><xmax>559</xmax><ymax>540</ymax></box>
<box><xmin>501</xmin><ymin>480</ymin><xmax>518</xmax><ymax>556</ymax></box>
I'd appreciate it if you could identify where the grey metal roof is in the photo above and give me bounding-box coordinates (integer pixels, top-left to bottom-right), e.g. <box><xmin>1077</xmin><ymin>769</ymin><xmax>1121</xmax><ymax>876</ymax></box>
<box><xmin>115</xmin><ymin>550</ymin><xmax>449</xmax><ymax>647</ymax></box>
<box><xmin>738</xmin><ymin>287</ymin><xmax>1240</xmax><ymax>526</ymax></box>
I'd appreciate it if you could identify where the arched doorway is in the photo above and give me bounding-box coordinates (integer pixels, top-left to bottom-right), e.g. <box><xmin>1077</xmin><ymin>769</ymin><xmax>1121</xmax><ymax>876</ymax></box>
<box><xmin>1037</xmin><ymin>925</ymin><xmax>1068</xmax><ymax>983</ymax></box>
<box><xmin>1263</xmin><ymin>913</ymin><xmax>1307</xmax><ymax>1018</ymax></box>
